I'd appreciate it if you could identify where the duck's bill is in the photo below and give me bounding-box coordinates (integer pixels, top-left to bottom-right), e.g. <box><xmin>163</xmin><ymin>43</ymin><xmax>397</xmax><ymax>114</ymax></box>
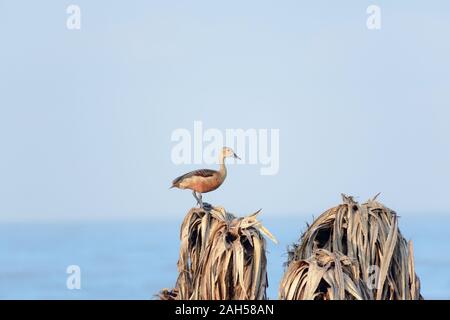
<box><xmin>233</xmin><ymin>153</ymin><xmax>241</xmax><ymax>160</ymax></box>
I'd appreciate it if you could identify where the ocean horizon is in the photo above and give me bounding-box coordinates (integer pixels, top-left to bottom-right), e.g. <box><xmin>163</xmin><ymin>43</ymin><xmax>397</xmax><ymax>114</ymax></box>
<box><xmin>1</xmin><ymin>214</ymin><xmax>449</xmax><ymax>299</ymax></box>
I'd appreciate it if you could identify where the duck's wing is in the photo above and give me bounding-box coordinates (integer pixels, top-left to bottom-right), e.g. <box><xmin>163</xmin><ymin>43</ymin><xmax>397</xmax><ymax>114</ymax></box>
<box><xmin>172</xmin><ymin>169</ymin><xmax>216</xmax><ymax>187</ymax></box>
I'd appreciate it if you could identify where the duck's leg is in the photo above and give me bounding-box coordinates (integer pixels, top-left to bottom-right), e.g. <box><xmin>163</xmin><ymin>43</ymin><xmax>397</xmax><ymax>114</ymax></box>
<box><xmin>197</xmin><ymin>193</ymin><xmax>213</xmax><ymax>210</ymax></box>
<box><xmin>192</xmin><ymin>190</ymin><xmax>201</xmax><ymax>206</ymax></box>
<box><xmin>197</xmin><ymin>192</ymin><xmax>204</xmax><ymax>208</ymax></box>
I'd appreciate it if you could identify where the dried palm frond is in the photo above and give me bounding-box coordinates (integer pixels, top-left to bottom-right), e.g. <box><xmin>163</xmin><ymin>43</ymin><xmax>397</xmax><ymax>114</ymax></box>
<box><xmin>170</xmin><ymin>206</ymin><xmax>277</xmax><ymax>300</ymax></box>
<box><xmin>279</xmin><ymin>194</ymin><xmax>422</xmax><ymax>300</ymax></box>
<box><xmin>279</xmin><ymin>249</ymin><xmax>371</xmax><ymax>300</ymax></box>
<box><xmin>157</xmin><ymin>288</ymin><xmax>178</xmax><ymax>300</ymax></box>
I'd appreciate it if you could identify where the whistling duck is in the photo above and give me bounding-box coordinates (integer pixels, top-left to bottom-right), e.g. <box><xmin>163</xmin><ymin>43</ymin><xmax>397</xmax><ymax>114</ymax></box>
<box><xmin>171</xmin><ymin>147</ymin><xmax>240</xmax><ymax>208</ymax></box>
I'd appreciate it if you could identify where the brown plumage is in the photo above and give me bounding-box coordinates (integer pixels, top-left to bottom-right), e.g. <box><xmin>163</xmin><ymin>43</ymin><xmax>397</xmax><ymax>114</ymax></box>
<box><xmin>171</xmin><ymin>147</ymin><xmax>240</xmax><ymax>207</ymax></box>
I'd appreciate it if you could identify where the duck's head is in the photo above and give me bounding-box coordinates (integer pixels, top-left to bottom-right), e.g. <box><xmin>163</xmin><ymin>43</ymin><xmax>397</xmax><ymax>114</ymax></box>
<box><xmin>221</xmin><ymin>147</ymin><xmax>240</xmax><ymax>160</ymax></box>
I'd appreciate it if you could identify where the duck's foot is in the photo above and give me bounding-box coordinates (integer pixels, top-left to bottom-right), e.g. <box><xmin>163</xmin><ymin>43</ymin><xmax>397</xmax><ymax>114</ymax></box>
<box><xmin>202</xmin><ymin>202</ymin><xmax>212</xmax><ymax>211</ymax></box>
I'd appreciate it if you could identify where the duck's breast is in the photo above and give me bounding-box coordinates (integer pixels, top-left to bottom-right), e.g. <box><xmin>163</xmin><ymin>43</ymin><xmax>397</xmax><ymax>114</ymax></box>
<box><xmin>190</xmin><ymin>174</ymin><xmax>223</xmax><ymax>193</ymax></box>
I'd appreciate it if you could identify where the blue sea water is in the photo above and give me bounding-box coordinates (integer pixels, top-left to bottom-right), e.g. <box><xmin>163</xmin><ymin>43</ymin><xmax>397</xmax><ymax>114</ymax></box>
<box><xmin>1</xmin><ymin>215</ymin><xmax>449</xmax><ymax>299</ymax></box>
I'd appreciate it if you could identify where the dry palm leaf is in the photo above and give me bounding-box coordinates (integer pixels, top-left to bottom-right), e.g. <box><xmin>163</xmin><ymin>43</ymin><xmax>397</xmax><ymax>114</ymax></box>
<box><xmin>165</xmin><ymin>205</ymin><xmax>277</xmax><ymax>300</ymax></box>
<box><xmin>279</xmin><ymin>249</ymin><xmax>369</xmax><ymax>300</ymax></box>
<box><xmin>157</xmin><ymin>288</ymin><xmax>178</xmax><ymax>300</ymax></box>
<box><xmin>279</xmin><ymin>194</ymin><xmax>422</xmax><ymax>300</ymax></box>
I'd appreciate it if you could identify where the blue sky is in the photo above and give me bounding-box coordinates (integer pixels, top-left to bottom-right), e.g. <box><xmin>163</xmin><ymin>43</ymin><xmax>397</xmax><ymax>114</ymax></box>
<box><xmin>1</xmin><ymin>1</ymin><xmax>449</xmax><ymax>221</ymax></box>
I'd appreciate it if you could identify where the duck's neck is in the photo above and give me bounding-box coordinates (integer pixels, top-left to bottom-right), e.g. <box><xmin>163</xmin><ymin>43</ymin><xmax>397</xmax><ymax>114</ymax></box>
<box><xmin>219</xmin><ymin>154</ymin><xmax>227</xmax><ymax>179</ymax></box>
